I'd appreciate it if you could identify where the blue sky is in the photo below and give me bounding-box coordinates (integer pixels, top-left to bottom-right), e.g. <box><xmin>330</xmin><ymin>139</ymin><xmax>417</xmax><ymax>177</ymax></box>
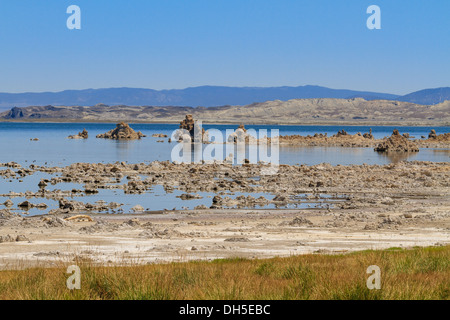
<box><xmin>0</xmin><ymin>0</ymin><xmax>449</xmax><ymax>94</ymax></box>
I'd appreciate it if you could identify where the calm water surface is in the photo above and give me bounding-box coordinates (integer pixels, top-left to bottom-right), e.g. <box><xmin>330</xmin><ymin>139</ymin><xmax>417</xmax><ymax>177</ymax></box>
<box><xmin>0</xmin><ymin>123</ymin><xmax>448</xmax><ymax>166</ymax></box>
<box><xmin>0</xmin><ymin>123</ymin><xmax>448</xmax><ymax>215</ymax></box>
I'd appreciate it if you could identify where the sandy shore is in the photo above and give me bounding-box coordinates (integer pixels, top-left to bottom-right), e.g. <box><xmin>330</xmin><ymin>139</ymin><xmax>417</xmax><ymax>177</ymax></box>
<box><xmin>0</xmin><ymin>207</ymin><xmax>448</xmax><ymax>269</ymax></box>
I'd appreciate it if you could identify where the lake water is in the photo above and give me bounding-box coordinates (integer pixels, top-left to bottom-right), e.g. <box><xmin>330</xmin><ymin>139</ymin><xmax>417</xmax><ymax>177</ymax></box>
<box><xmin>0</xmin><ymin>123</ymin><xmax>448</xmax><ymax>166</ymax></box>
<box><xmin>0</xmin><ymin>123</ymin><xmax>448</xmax><ymax>215</ymax></box>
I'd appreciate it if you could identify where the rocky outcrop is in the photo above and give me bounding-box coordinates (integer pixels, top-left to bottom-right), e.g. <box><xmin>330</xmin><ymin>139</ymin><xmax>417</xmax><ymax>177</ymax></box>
<box><xmin>68</xmin><ymin>129</ymin><xmax>88</xmax><ymax>139</ymax></box>
<box><xmin>0</xmin><ymin>234</ymin><xmax>30</xmax><ymax>243</ymax></box>
<box><xmin>428</xmin><ymin>129</ymin><xmax>437</xmax><ymax>139</ymax></box>
<box><xmin>176</xmin><ymin>115</ymin><xmax>208</xmax><ymax>142</ymax></box>
<box><xmin>5</xmin><ymin>107</ymin><xmax>24</xmax><ymax>119</ymax></box>
<box><xmin>426</xmin><ymin>129</ymin><xmax>450</xmax><ymax>142</ymax></box>
<box><xmin>334</xmin><ymin>129</ymin><xmax>348</xmax><ymax>137</ymax></box>
<box><xmin>274</xmin><ymin>129</ymin><xmax>378</xmax><ymax>147</ymax></box>
<box><xmin>374</xmin><ymin>130</ymin><xmax>419</xmax><ymax>153</ymax></box>
<box><xmin>363</xmin><ymin>128</ymin><xmax>373</xmax><ymax>139</ymax></box>
<box><xmin>416</xmin><ymin>129</ymin><xmax>450</xmax><ymax>148</ymax></box>
<box><xmin>227</xmin><ymin>124</ymin><xmax>251</xmax><ymax>143</ymax></box>
<box><xmin>179</xmin><ymin>114</ymin><xmax>196</xmax><ymax>134</ymax></box>
<box><xmin>433</xmin><ymin>132</ymin><xmax>450</xmax><ymax>142</ymax></box>
<box><xmin>96</xmin><ymin>122</ymin><xmax>146</xmax><ymax>140</ymax></box>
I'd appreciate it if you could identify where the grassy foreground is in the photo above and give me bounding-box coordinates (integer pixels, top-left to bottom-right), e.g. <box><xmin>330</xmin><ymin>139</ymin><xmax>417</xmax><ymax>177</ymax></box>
<box><xmin>0</xmin><ymin>246</ymin><xmax>448</xmax><ymax>300</ymax></box>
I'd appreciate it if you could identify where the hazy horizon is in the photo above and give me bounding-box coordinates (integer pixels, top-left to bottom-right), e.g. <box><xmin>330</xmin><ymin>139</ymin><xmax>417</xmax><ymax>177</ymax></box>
<box><xmin>1</xmin><ymin>84</ymin><xmax>450</xmax><ymax>97</ymax></box>
<box><xmin>0</xmin><ymin>84</ymin><xmax>404</xmax><ymax>95</ymax></box>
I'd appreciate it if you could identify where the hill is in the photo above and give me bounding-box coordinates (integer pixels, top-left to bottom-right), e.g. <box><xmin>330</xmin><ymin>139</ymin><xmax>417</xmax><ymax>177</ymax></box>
<box><xmin>396</xmin><ymin>87</ymin><xmax>450</xmax><ymax>105</ymax></box>
<box><xmin>2</xmin><ymin>98</ymin><xmax>449</xmax><ymax>126</ymax></box>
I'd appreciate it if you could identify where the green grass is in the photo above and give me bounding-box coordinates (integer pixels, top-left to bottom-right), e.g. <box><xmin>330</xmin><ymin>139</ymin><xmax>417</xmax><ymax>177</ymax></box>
<box><xmin>0</xmin><ymin>246</ymin><xmax>448</xmax><ymax>300</ymax></box>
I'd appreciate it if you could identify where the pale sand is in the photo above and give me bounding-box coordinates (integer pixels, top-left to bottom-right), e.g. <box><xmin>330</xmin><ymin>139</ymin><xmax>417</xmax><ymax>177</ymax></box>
<box><xmin>0</xmin><ymin>207</ymin><xmax>448</xmax><ymax>269</ymax></box>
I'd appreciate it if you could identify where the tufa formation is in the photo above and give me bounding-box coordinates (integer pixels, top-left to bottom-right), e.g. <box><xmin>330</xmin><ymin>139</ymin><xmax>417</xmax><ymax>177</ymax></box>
<box><xmin>374</xmin><ymin>129</ymin><xmax>419</xmax><ymax>153</ymax></box>
<box><xmin>68</xmin><ymin>128</ymin><xmax>89</xmax><ymax>139</ymax></box>
<box><xmin>176</xmin><ymin>114</ymin><xmax>208</xmax><ymax>142</ymax></box>
<box><xmin>96</xmin><ymin>122</ymin><xmax>146</xmax><ymax>140</ymax></box>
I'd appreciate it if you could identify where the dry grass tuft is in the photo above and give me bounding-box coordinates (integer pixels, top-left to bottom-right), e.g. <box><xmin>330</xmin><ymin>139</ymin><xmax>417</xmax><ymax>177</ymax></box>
<box><xmin>0</xmin><ymin>246</ymin><xmax>448</xmax><ymax>300</ymax></box>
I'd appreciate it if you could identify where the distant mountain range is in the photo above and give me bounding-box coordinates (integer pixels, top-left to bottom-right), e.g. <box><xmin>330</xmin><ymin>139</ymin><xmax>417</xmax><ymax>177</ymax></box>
<box><xmin>396</xmin><ymin>87</ymin><xmax>450</xmax><ymax>105</ymax></box>
<box><xmin>0</xmin><ymin>85</ymin><xmax>448</xmax><ymax>109</ymax></box>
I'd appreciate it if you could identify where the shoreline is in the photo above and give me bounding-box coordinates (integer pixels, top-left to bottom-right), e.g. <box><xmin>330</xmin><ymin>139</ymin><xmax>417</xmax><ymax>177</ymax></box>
<box><xmin>1</xmin><ymin>119</ymin><xmax>450</xmax><ymax>126</ymax></box>
<box><xmin>1</xmin><ymin>160</ymin><xmax>449</xmax><ymax>268</ymax></box>
<box><xmin>1</xmin><ymin>207</ymin><xmax>448</xmax><ymax>269</ymax></box>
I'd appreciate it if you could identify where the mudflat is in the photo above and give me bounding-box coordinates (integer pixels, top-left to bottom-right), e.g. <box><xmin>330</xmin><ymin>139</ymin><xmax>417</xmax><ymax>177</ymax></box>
<box><xmin>1</xmin><ymin>161</ymin><xmax>448</xmax><ymax>269</ymax></box>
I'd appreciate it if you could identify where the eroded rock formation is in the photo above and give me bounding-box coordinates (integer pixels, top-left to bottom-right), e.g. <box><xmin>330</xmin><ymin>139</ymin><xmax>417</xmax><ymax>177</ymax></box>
<box><xmin>428</xmin><ymin>129</ymin><xmax>437</xmax><ymax>139</ymax></box>
<box><xmin>175</xmin><ymin>115</ymin><xmax>208</xmax><ymax>142</ymax></box>
<box><xmin>68</xmin><ymin>129</ymin><xmax>89</xmax><ymax>139</ymax></box>
<box><xmin>5</xmin><ymin>107</ymin><xmax>24</xmax><ymax>119</ymax></box>
<box><xmin>427</xmin><ymin>129</ymin><xmax>450</xmax><ymax>142</ymax></box>
<box><xmin>363</xmin><ymin>129</ymin><xmax>373</xmax><ymax>139</ymax></box>
<box><xmin>227</xmin><ymin>124</ymin><xmax>252</xmax><ymax>143</ymax></box>
<box><xmin>374</xmin><ymin>129</ymin><xmax>419</xmax><ymax>153</ymax></box>
<box><xmin>96</xmin><ymin>123</ymin><xmax>146</xmax><ymax>140</ymax></box>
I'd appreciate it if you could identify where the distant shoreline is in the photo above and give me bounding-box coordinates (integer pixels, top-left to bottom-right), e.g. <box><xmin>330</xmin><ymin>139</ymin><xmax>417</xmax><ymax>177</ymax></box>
<box><xmin>0</xmin><ymin>119</ymin><xmax>449</xmax><ymax>127</ymax></box>
<box><xmin>1</xmin><ymin>97</ymin><xmax>449</xmax><ymax>127</ymax></box>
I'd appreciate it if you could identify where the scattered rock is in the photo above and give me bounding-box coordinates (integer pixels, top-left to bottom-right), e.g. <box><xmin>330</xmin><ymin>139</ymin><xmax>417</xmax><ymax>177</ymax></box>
<box><xmin>38</xmin><ymin>180</ymin><xmax>48</xmax><ymax>188</ymax></box>
<box><xmin>131</xmin><ymin>205</ymin><xmax>145</xmax><ymax>212</ymax></box>
<box><xmin>0</xmin><ymin>235</ymin><xmax>15</xmax><ymax>243</ymax></box>
<box><xmin>224</xmin><ymin>237</ymin><xmax>250</xmax><ymax>242</ymax></box>
<box><xmin>272</xmin><ymin>194</ymin><xmax>287</xmax><ymax>202</ymax></box>
<box><xmin>42</xmin><ymin>216</ymin><xmax>71</xmax><ymax>228</ymax></box>
<box><xmin>17</xmin><ymin>201</ymin><xmax>33</xmax><ymax>209</ymax></box>
<box><xmin>68</xmin><ymin>129</ymin><xmax>88</xmax><ymax>139</ymax></box>
<box><xmin>289</xmin><ymin>217</ymin><xmax>313</xmax><ymax>226</ymax></box>
<box><xmin>122</xmin><ymin>219</ymin><xmax>140</xmax><ymax>227</ymax></box>
<box><xmin>3</xmin><ymin>200</ymin><xmax>13</xmax><ymax>207</ymax></box>
<box><xmin>178</xmin><ymin>193</ymin><xmax>203</xmax><ymax>200</ymax></box>
<box><xmin>15</xmin><ymin>235</ymin><xmax>30</xmax><ymax>242</ymax></box>
<box><xmin>428</xmin><ymin>129</ymin><xmax>437</xmax><ymax>139</ymax></box>
<box><xmin>96</xmin><ymin>122</ymin><xmax>146</xmax><ymax>140</ymax></box>
<box><xmin>194</xmin><ymin>204</ymin><xmax>208</xmax><ymax>210</ymax></box>
<box><xmin>79</xmin><ymin>221</ymin><xmax>119</xmax><ymax>233</ymax></box>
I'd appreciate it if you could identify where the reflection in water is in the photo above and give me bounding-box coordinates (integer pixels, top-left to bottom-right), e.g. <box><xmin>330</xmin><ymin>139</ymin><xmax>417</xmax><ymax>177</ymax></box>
<box><xmin>432</xmin><ymin>149</ymin><xmax>450</xmax><ymax>154</ymax></box>
<box><xmin>174</xmin><ymin>143</ymin><xmax>273</xmax><ymax>164</ymax></box>
<box><xmin>0</xmin><ymin>123</ymin><xmax>448</xmax><ymax>166</ymax></box>
<box><xmin>278</xmin><ymin>146</ymin><xmax>433</xmax><ymax>166</ymax></box>
<box><xmin>378</xmin><ymin>152</ymin><xmax>419</xmax><ymax>163</ymax></box>
<box><xmin>114</xmin><ymin>140</ymin><xmax>134</xmax><ymax>159</ymax></box>
<box><xmin>175</xmin><ymin>144</ymin><xmax>449</xmax><ymax>166</ymax></box>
